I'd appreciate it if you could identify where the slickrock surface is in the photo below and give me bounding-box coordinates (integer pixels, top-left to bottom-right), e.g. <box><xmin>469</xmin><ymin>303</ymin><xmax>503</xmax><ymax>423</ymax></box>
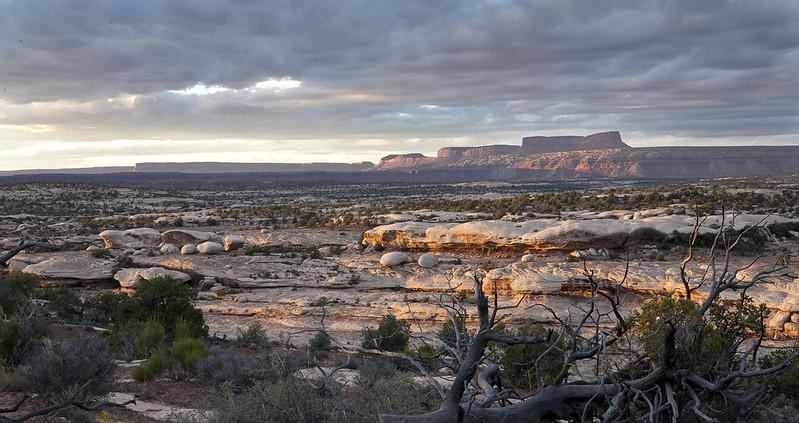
<box><xmin>22</xmin><ymin>252</ymin><xmax>117</xmax><ymax>285</ymax></box>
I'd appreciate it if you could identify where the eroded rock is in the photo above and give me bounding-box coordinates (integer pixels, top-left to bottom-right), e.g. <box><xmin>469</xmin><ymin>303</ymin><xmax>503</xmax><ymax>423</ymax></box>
<box><xmin>114</xmin><ymin>267</ymin><xmax>192</xmax><ymax>288</ymax></box>
<box><xmin>23</xmin><ymin>253</ymin><xmax>116</xmax><ymax>285</ymax></box>
<box><xmin>417</xmin><ymin>253</ymin><xmax>439</xmax><ymax>268</ymax></box>
<box><xmin>99</xmin><ymin>228</ymin><xmax>161</xmax><ymax>249</ymax></box>
<box><xmin>224</xmin><ymin>235</ymin><xmax>246</xmax><ymax>252</ymax></box>
<box><xmin>161</xmin><ymin>229</ymin><xmax>222</xmax><ymax>247</ymax></box>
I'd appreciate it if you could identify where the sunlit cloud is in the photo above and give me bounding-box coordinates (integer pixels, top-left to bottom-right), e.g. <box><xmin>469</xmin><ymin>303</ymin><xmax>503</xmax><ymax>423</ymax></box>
<box><xmin>169</xmin><ymin>78</ymin><xmax>302</xmax><ymax>96</ymax></box>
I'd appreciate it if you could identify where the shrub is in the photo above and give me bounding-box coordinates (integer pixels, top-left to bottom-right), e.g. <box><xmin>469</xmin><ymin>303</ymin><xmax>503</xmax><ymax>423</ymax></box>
<box><xmin>499</xmin><ymin>323</ymin><xmax>563</xmax><ymax>391</ymax></box>
<box><xmin>170</xmin><ymin>337</ymin><xmax>211</xmax><ymax>373</ymax></box>
<box><xmin>39</xmin><ymin>287</ymin><xmax>83</xmax><ymax>321</ymax></box>
<box><xmin>133</xmin><ymin>348</ymin><xmax>168</xmax><ymax>382</ymax></box>
<box><xmin>237</xmin><ymin>322</ymin><xmax>268</xmax><ymax>347</ymax></box>
<box><xmin>308</xmin><ymin>331</ymin><xmax>332</xmax><ymax>352</ymax></box>
<box><xmin>361</xmin><ymin>314</ymin><xmax>410</xmax><ymax>352</ymax></box>
<box><xmin>760</xmin><ymin>349</ymin><xmax>799</xmax><ymax>400</ymax></box>
<box><xmin>0</xmin><ymin>308</ymin><xmax>49</xmax><ymax>366</ymax></box>
<box><xmin>134</xmin><ymin>319</ymin><xmax>166</xmax><ymax>358</ymax></box>
<box><xmin>84</xmin><ymin>277</ymin><xmax>208</xmax><ymax>348</ymax></box>
<box><xmin>359</xmin><ymin>358</ymin><xmax>397</xmax><ymax>386</ymax></box>
<box><xmin>0</xmin><ymin>272</ymin><xmax>36</xmax><ymax>314</ymax></box>
<box><xmin>196</xmin><ymin>348</ymin><xmax>275</xmax><ymax>389</ymax></box>
<box><xmin>28</xmin><ymin>336</ymin><xmax>116</xmax><ymax>397</ymax></box>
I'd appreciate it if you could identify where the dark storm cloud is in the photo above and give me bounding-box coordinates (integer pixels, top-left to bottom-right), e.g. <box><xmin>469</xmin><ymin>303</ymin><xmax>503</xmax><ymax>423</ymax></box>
<box><xmin>0</xmin><ymin>0</ymin><xmax>797</xmax><ymax>167</ymax></box>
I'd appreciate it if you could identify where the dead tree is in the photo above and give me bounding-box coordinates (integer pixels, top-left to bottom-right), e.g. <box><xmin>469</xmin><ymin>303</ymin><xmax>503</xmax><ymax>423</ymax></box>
<box><xmin>382</xmin><ymin>207</ymin><xmax>797</xmax><ymax>423</ymax></box>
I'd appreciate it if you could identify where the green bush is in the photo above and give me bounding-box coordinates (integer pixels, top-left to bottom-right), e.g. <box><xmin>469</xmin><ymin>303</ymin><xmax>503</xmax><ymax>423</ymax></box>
<box><xmin>133</xmin><ymin>348</ymin><xmax>168</xmax><ymax>382</ymax></box>
<box><xmin>361</xmin><ymin>314</ymin><xmax>410</xmax><ymax>352</ymax></box>
<box><xmin>39</xmin><ymin>287</ymin><xmax>83</xmax><ymax>321</ymax></box>
<box><xmin>0</xmin><ymin>272</ymin><xmax>36</xmax><ymax>314</ymax></box>
<box><xmin>237</xmin><ymin>322</ymin><xmax>268</xmax><ymax>347</ymax></box>
<box><xmin>760</xmin><ymin>349</ymin><xmax>799</xmax><ymax>400</ymax></box>
<box><xmin>170</xmin><ymin>337</ymin><xmax>211</xmax><ymax>373</ymax></box>
<box><xmin>84</xmin><ymin>277</ymin><xmax>208</xmax><ymax>348</ymax></box>
<box><xmin>308</xmin><ymin>331</ymin><xmax>332</xmax><ymax>352</ymax></box>
<box><xmin>134</xmin><ymin>319</ymin><xmax>166</xmax><ymax>358</ymax></box>
<box><xmin>499</xmin><ymin>323</ymin><xmax>563</xmax><ymax>391</ymax></box>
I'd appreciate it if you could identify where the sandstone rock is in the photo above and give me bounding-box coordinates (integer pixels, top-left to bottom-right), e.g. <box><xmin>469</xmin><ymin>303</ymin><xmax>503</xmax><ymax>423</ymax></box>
<box><xmin>417</xmin><ymin>253</ymin><xmax>439</xmax><ymax>268</ymax></box>
<box><xmin>197</xmin><ymin>241</ymin><xmax>225</xmax><ymax>255</ymax></box>
<box><xmin>23</xmin><ymin>253</ymin><xmax>116</xmax><ymax>285</ymax></box>
<box><xmin>784</xmin><ymin>322</ymin><xmax>799</xmax><ymax>338</ymax></box>
<box><xmin>181</xmin><ymin>244</ymin><xmax>197</xmax><ymax>255</ymax></box>
<box><xmin>223</xmin><ymin>235</ymin><xmax>246</xmax><ymax>252</ymax></box>
<box><xmin>114</xmin><ymin>267</ymin><xmax>192</xmax><ymax>289</ymax></box>
<box><xmin>768</xmin><ymin>311</ymin><xmax>792</xmax><ymax>331</ymax></box>
<box><xmin>161</xmin><ymin>230</ymin><xmax>222</xmax><ymax>247</ymax></box>
<box><xmin>99</xmin><ymin>228</ymin><xmax>161</xmax><ymax>249</ymax></box>
<box><xmin>792</xmin><ymin>313</ymin><xmax>799</xmax><ymax>323</ymax></box>
<box><xmin>86</xmin><ymin>246</ymin><xmax>104</xmax><ymax>253</ymax></box>
<box><xmin>521</xmin><ymin>254</ymin><xmax>535</xmax><ymax>263</ymax></box>
<box><xmin>363</xmin><ymin>212</ymin><xmax>794</xmax><ymax>253</ymax></box>
<box><xmin>6</xmin><ymin>259</ymin><xmax>28</xmax><ymax>273</ymax></box>
<box><xmin>160</xmin><ymin>243</ymin><xmax>179</xmax><ymax>255</ymax></box>
<box><xmin>380</xmin><ymin>252</ymin><xmax>410</xmax><ymax>267</ymax></box>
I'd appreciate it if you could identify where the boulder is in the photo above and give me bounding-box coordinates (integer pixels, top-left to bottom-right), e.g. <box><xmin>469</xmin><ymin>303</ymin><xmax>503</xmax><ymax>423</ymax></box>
<box><xmin>767</xmin><ymin>311</ymin><xmax>792</xmax><ymax>331</ymax></box>
<box><xmin>159</xmin><ymin>243</ymin><xmax>179</xmax><ymax>255</ymax></box>
<box><xmin>223</xmin><ymin>235</ymin><xmax>246</xmax><ymax>252</ymax></box>
<box><xmin>114</xmin><ymin>267</ymin><xmax>192</xmax><ymax>289</ymax></box>
<box><xmin>417</xmin><ymin>253</ymin><xmax>439</xmax><ymax>268</ymax></box>
<box><xmin>380</xmin><ymin>252</ymin><xmax>410</xmax><ymax>267</ymax></box>
<box><xmin>99</xmin><ymin>228</ymin><xmax>161</xmax><ymax>249</ymax></box>
<box><xmin>521</xmin><ymin>254</ymin><xmax>535</xmax><ymax>263</ymax></box>
<box><xmin>197</xmin><ymin>241</ymin><xmax>225</xmax><ymax>255</ymax></box>
<box><xmin>181</xmin><ymin>244</ymin><xmax>197</xmax><ymax>255</ymax></box>
<box><xmin>161</xmin><ymin>230</ymin><xmax>222</xmax><ymax>247</ymax></box>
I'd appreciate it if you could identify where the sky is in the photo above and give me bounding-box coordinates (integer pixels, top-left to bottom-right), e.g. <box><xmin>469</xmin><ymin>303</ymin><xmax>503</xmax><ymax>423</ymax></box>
<box><xmin>0</xmin><ymin>0</ymin><xmax>797</xmax><ymax>170</ymax></box>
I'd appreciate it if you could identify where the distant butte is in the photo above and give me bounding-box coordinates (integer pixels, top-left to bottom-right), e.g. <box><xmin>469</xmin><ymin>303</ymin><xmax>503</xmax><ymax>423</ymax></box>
<box><xmin>374</xmin><ymin>131</ymin><xmax>799</xmax><ymax>179</ymax></box>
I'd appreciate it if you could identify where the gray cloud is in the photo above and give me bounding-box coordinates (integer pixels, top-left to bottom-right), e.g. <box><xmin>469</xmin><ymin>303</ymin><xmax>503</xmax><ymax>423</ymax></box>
<box><xmin>0</xmin><ymin>0</ymin><xmax>797</xmax><ymax>168</ymax></box>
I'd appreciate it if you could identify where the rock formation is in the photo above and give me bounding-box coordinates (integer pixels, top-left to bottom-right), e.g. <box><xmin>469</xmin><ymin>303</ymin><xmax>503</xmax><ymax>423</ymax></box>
<box><xmin>363</xmin><ymin>212</ymin><xmax>792</xmax><ymax>253</ymax></box>
<box><xmin>373</xmin><ymin>131</ymin><xmax>799</xmax><ymax>179</ymax></box>
<box><xmin>99</xmin><ymin>228</ymin><xmax>161</xmax><ymax>249</ymax></box>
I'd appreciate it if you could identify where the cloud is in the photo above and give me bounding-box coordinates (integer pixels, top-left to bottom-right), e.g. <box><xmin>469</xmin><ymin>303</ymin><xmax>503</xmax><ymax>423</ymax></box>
<box><xmin>0</xmin><ymin>0</ymin><xmax>797</xmax><ymax>169</ymax></box>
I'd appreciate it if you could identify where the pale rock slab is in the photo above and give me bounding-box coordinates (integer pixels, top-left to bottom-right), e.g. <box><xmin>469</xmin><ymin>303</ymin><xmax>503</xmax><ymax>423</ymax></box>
<box><xmin>99</xmin><ymin>228</ymin><xmax>161</xmax><ymax>249</ymax></box>
<box><xmin>114</xmin><ymin>267</ymin><xmax>192</xmax><ymax>289</ymax></box>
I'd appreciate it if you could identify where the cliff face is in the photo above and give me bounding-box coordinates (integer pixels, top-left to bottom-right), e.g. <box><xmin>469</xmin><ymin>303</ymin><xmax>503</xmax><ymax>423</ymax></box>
<box><xmin>371</xmin><ymin>131</ymin><xmax>799</xmax><ymax>179</ymax></box>
<box><xmin>521</xmin><ymin>131</ymin><xmax>629</xmax><ymax>154</ymax></box>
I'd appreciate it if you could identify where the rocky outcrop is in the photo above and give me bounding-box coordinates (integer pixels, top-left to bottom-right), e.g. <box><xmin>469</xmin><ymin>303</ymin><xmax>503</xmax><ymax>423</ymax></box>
<box><xmin>114</xmin><ymin>267</ymin><xmax>192</xmax><ymax>289</ymax></box>
<box><xmin>99</xmin><ymin>228</ymin><xmax>161</xmax><ymax>249</ymax></box>
<box><xmin>22</xmin><ymin>253</ymin><xmax>116</xmax><ymax>285</ymax></box>
<box><xmin>363</xmin><ymin>212</ymin><xmax>791</xmax><ymax>253</ymax></box>
<box><xmin>161</xmin><ymin>230</ymin><xmax>222</xmax><ymax>246</ymax></box>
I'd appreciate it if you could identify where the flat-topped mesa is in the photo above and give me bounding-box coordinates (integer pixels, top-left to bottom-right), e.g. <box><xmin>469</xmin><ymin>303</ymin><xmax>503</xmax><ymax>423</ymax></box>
<box><xmin>437</xmin><ymin>145</ymin><xmax>520</xmax><ymax>161</ymax></box>
<box><xmin>376</xmin><ymin>153</ymin><xmax>440</xmax><ymax>169</ymax></box>
<box><xmin>521</xmin><ymin>131</ymin><xmax>630</xmax><ymax>154</ymax></box>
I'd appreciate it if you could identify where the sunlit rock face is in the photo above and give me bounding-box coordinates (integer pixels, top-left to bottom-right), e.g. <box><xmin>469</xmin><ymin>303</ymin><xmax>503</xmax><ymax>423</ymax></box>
<box><xmin>99</xmin><ymin>228</ymin><xmax>161</xmax><ymax>249</ymax></box>
<box><xmin>362</xmin><ymin>211</ymin><xmax>793</xmax><ymax>253</ymax></box>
